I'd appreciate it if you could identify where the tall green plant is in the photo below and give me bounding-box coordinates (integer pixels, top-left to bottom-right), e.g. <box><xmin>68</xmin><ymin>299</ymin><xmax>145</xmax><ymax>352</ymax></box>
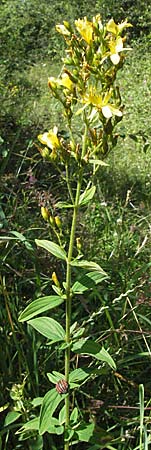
<box><xmin>18</xmin><ymin>15</ymin><xmax>131</xmax><ymax>449</ymax></box>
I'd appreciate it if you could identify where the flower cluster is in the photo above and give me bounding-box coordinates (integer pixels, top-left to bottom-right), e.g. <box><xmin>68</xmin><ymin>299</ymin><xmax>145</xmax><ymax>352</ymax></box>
<box><xmin>38</xmin><ymin>15</ymin><xmax>131</xmax><ymax>164</ymax></box>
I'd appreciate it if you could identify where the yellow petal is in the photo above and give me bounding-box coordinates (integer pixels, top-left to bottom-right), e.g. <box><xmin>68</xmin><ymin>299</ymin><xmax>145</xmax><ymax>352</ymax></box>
<box><xmin>106</xmin><ymin>19</ymin><xmax>117</xmax><ymax>35</ymax></box>
<box><xmin>38</xmin><ymin>130</ymin><xmax>60</xmax><ymax>149</ymax></box>
<box><xmin>60</xmin><ymin>73</ymin><xmax>73</xmax><ymax>90</ymax></box>
<box><xmin>56</xmin><ymin>24</ymin><xmax>70</xmax><ymax>36</ymax></box>
<box><xmin>75</xmin><ymin>17</ymin><xmax>93</xmax><ymax>44</ymax></box>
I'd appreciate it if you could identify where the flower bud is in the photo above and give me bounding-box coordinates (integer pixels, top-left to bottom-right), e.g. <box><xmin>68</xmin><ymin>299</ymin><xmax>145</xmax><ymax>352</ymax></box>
<box><xmin>76</xmin><ymin>237</ymin><xmax>82</xmax><ymax>253</ymax></box>
<box><xmin>52</xmin><ymin>271</ymin><xmax>60</xmax><ymax>287</ymax></box>
<box><xmin>41</xmin><ymin>206</ymin><xmax>49</xmax><ymax>221</ymax></box>
<box><xmin>49</xmin><ymin>215</ymin><xmax>55</xmax><ymax>227</ymax></box>
<box><xmin>55</xmin><ymin>216</ymin><xmax>62</xmax><ymax>229</ymax></box>
<box><xmin>41</xmin><ymin>147</ymin><xmax>50</xmax><ymax>159</ymax></box>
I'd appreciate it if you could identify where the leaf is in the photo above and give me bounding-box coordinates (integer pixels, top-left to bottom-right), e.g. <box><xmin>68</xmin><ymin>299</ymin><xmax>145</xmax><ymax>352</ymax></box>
<box><xmin>55</xmin><ymin>201</ymin><xmax>73</xmax><ymax>209</ymax></box>
<box><xmin>72</xmin><ymin>339</ymin><xmax>116</xmax><ymax>370</ymax></box>
<box><xmin>72</xmin><ymin>271</ymin><xmax>108</xmax><ymax>294</ymax></box>
<box><xmin>74</xmin><ymin>421</ymin><xmax>95</xmax><ymax>442</ymax></box>
<box><xmin>10</xmin><ymin>231</ymin><xmax>34</xmax><ymax>252</ymax></box>
<box><xmin>27</xmin><ymin>317</ymin><xmax>65</xmax><ymax>342</ymax></box>
<box><xmin>39</xmin><ymin>389</ymin><xmax>64</xmax><ymax>435</ymax></box>
<box><xmin>4</xmin><ymin>411</ymin><xmax>21</xmax><ymax>427</ymax></box>
<box><xmin>35</xmin><ymin>239</ymin><xmax>66</xmax><ymax>260</ymax></box>
<box><xmin>16</xmin><ymin>418</ymin><xmax>39</xmax><ymax>434</ymax></box>
<box><xmin>59</xmin><ymin>405</ymin><xmax>66</xmax><ymax>425</ymax></box>
<box><xmin>70</xmin><ymin>407</ymin><xmax>78</xmax><ymax>424</ymax></box>
<box><xmin>71</xmin><ymin>259</ymin><xmax>107</xmax><ymax>276</ymax></box>
<box><xmin>79</xmin><ymin>186</ymin><xmax>96</xmax><ymax>206</ymax></box>
<box><xmin>47</xmin><ymin>371</ymin><xmax>65</xmax><ymax>384</ymax></box>
<box><xmin>89</xmin><ymin>159</ymin><xmax>109</xmax><ymax>166</ymax></box>
<box><xmin>18</xmin><ymin>295</ymin><xmax>64</xmax><ymax>322</ymax></box>
<box><xmin>69</xmin><ymin>368</ymin><xmax>91</xmax><ymax>383</ymax></box>
<box><xmin>31</xmin><ymin>397</ymin><xmax>43</xmax><ymax>407</ymax></box>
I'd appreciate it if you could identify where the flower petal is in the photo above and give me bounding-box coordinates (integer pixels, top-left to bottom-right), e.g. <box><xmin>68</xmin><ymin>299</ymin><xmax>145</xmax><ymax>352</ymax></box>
<box><xmin>102</xmin><ymin>106</ymin><xmax>112</xmax><ymax>118</ymax></box>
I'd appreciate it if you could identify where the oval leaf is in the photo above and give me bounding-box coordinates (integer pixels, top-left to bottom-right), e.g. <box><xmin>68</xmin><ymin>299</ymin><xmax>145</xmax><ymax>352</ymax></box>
<box><xmin>39</xmin><ymin>389</ymin><xmax>64</xmax><ymax>435</ymax></box>
<box><xmin>72</xmin><ymin>271</ymin><xmax>108</xmax><ymax>294</ymax></box>
<box><xmin>72</xmin><ymin>339</ymin><xmax>116</xmax><ymax>370</ymax></box>
<box><xmin>69</xmin><ymin>368</ymin><xmax>91</xmax><ymax>383</ymax></box>
<box><xmin>17</xmin><ymin>417</ymin><xmax>39</xmax><ymax>434</ymax></box>
<box><xmin>4</xmin><ymin>411</ymin><xmax>21</xmax><ymax>427</ymax></box>
<box><xmin>71</xmin><ymin>259</ymin><xmax>107</xmax><ymax>275</ymax></box>
<box><xmin>35</xmin><ymin>239</ymin><xmax>66</xmax><ymax>260</ymax></box>
<box><xmin>19</xmin><ymin>295</ymin><xmax>64</xmax><ymax>322</ymax></box>
<box><xmin>27</xmin><ymin>317</ymin><xmax>65</xmax><ymax>342</ymax></box>
<box><xmin>55</xmin><ymin>201</ymin><xmax>73</xmax><ymax>209</ymax></box>
<box><xmin>75</xmin><ymin>421</ymin><xmax>95</xmax><ymax>442</ymax></box>
<box><xmin>79</xmin><ymin>186</ymin><xmax>96</xmax><ymax>206</ymax></box>
<box><xmin>47</xmin><ymin>371</ymin><xmax>65</xmax><ymax>384</ymax></box>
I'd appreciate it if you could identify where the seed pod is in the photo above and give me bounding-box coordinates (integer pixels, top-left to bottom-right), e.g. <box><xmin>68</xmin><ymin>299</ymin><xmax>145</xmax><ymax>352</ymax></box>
<box><xmin>55</xmin><ymin>379</ymin><xmax>69</xmax><ymax>394</ymax></box>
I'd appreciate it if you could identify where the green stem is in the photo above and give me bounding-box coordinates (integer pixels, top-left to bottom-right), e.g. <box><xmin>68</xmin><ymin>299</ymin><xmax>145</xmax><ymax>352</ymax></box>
<box><xmin>64</xmin><ymin>122</ymin><xmax>88</xmax><ymax>449</ymax></box>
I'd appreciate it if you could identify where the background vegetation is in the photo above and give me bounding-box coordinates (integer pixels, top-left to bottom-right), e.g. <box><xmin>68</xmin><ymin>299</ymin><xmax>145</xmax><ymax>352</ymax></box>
<box><xmin>0</xmin><ymin>0</ymin><xmax>151</xmax><ymax>448</ymax></box>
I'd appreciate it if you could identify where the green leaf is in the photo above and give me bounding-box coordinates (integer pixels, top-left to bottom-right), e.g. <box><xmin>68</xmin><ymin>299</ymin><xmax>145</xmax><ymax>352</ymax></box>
<box><xmin>44</xmin><ymin>417</ymin><xmax>64</xmax><ymax>435</ymax></box>
<box><xmin>27</xmin><ymin>317</ymin><xmax>65</xmax><ymax>342</ymax></box>
<box><xmin>70</xmin><ymin>407</ymin><xmax>78</xmax><ymax>424</ymax></box>
<box><xmin>71</xmin><ymin>259</ymin><xmax>107</xmax><ymax>275</ymax></box>
<box><xmin>69</xmin><ymin>368</ymin><xmax>91</xmax><ymax>383</ymax></box>
<box><xmin>72</xmin><ymin>339</ymin><xmax>116</xmax><ymax>370</ymax></box>
<box><xmin>39</xmin><ymin>389</ymin><xmax>64</xmax><ymax>435</ymax></box>
<box><xmin>72</xmin><ymin>271</ymin><xmax>108</xmax><ymax>294</ymax></box>
<box><xmin>79</xmin><ymin>186</ymin><xmax>96</xmax><ymax>206</ymax></box>
<box><xmin>47</xmin><ymin>371</ymin><xmax>65</xmax><ymax>384</ymax></box>
<box><xmin>31</xmin><ymin>397</ymin><xmax>43</xmax><ymax>407</ymax></box>
<box><xmin>35</xmin><ymin>239</ymin><xmax>66</xmax><ymax>260</ymax></box>
<box><xmin>72</xmin><ymin>327</ymin><xmax>85</xmax><ymax>338</ymax></box>
<box><xmin>17</xmin><ymin>418</ymin><xmax>39</xmax><ymax>434</ymax></box>
<box><xmin>89</xmin><ymin>159</ymin><xmax>109</xmax><ymax>166</ymax></box>
<box><xmin>55</xmin><ymin>201</ymin><xmax>73</xmax><ymax>209</ymax></box>
<box><xmin>4</xmin><ymin>411</ymin><xmax>21</xmax><ymax>427</ymax></box>
<box><xmin>74</xmin><ymin>421</ymin><xmax>95</xmax><ymax>442</ymax></box>
<box><xmin>10</xmin><ymin>231</ymin><xmax>34</xmax><ymax>252</ymax></box>
<box><xmin>18</xmin><ymin>295</ymin><xmax>64</xmax><ymax>322</ymax></box>
<box><xmin>59</xmin><ymin>405</ymin><xmax>66</xmax><ymax>425</ymax></box>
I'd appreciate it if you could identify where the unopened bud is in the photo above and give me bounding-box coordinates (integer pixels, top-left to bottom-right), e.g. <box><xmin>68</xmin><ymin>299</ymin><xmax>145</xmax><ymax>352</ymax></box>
<box><xmin>49</xmin><ymin>215</ymin><xmax>55</xmax><ymax>227</ymax></box>
<box><xmin>41</xmin><ymin>147</ymin><xmax>50</xmax><ymax>159</ymax></box>
<box><xmin>52</xmin><ymin>271</ymin><xmax>60</xmax><ymax>288</ymax></box>
<box><xmin>76</xmin><ymin>237</ymin><xmax>82</xmax><ymax>253</ymax></box>
<box><xmin>41</xmin><ymin>206</ymin><xmax>49</xmax><ymax>221</ymax></box>
<box><xmin>55</xmin><ymin>216</ymin><xmax>62</xmax><ymax>229</ymax></box>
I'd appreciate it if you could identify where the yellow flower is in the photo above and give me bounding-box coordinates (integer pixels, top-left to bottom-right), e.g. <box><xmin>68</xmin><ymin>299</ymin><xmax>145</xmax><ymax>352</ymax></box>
<box><xmin>109</xmin><ymin>36</ymin><xmax>124</xmax><ymax>65</ymax></box>
<box><xmin>48</xmin><ymin>74</ymin><xmax>73</xmax><ymax>91</ymax></box>
<box><xmin>106</xmin><ymin>18</ymin><xmax>132</xmax><ymax>36</ymax></box>
<box><xmin>56</xmin><ymin>23</ymin><xmax>70</xmax><ymax>36</ymax></box>
<box><xmin>79</xmin><ymin>86</ymin><xmax>122</xmax><ymax>118</ymax></box>
<box><xmin>59</xmin><ymin>73</ymin><xmax>73</xmax><ymax>90</ymax></box>
<box><xmin>75</xmin><ymin>17</ymin><xmax>93</xmax><ymax>44</ymax></box>
<box><xmin>38</xmin><ymin>126</ymin><xmax>60</xmax><ymax>150</ymax></box>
